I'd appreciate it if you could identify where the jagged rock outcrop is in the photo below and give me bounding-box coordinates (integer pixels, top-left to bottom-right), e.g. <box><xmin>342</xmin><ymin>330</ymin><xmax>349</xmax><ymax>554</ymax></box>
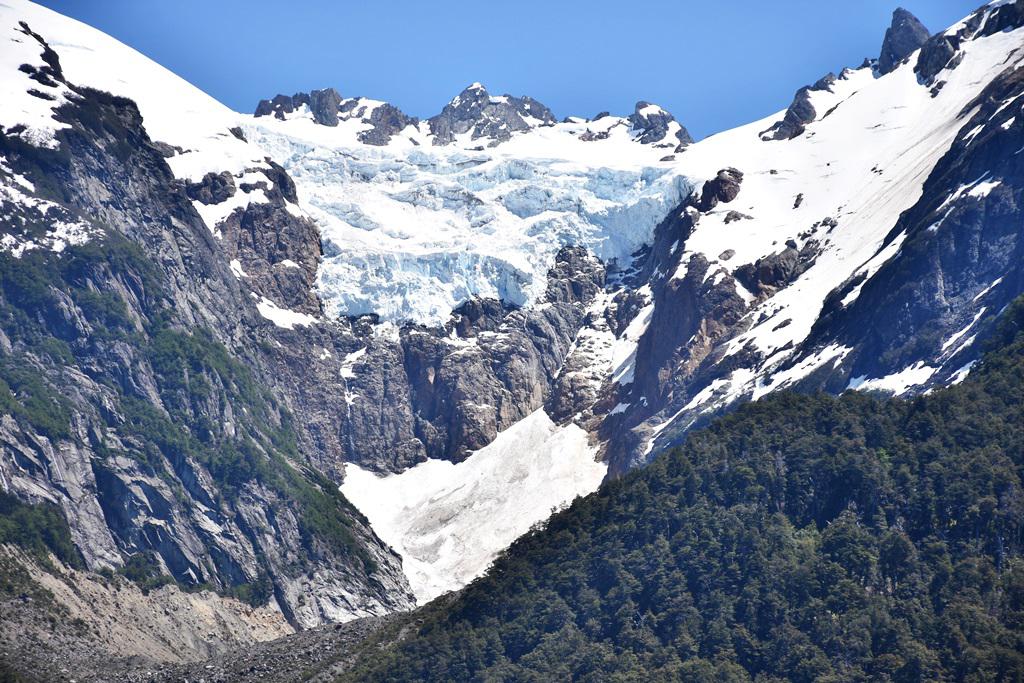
<box><xmin>428</xmin><ymin>83</ymin><xmax>556</xmax><ymax>146</ymax></box>
<box><xmin>186</xmin><ymin>171</ymin><xmax>236</xmax><ymax>205</ymax></box>
<box><xmin>693</xmin><ymin>167</ymin><xmax>744</xmax><ymax>211</ymax></box>
<box><xmin>254</xmin><ymin>91</ymin><xmax>310</xmax><ymax>119</ymax></box>
<box><xmin>218</xmin><ymin>164</ymin><xmax>322</xmax><ymax>314</ymax></box>
<box><xmin>358</xmin><ymin>102</ymin><xmax>417</xmax><ymax>145</ymax></box>
<box><xmin>733</xmin><ymin>240</ymin><xmax>820</xmax><ymax>297</ymax></box>
<box><xmin>761</xmin><ymin>73</ymin><xmax>837</xmax><ymax>141</ymax></box>
<box><xmin>254</xmin><ymin>88</ymin><xmax>342</xmax><ymax>126</ymax></box>
<box><xmin>877</xmin><ymin>8</ymin><xmax>930</xmax><ymax>75</ymax></box>
<box><xmin>254</xmin><ymin>88</ymin><xmax>416</xmax><ymax>145</ymax></box>
<box><xmin>917</xmin><ymin>0</ymin><xmax>1024</xmax><ymax>85</ymax></box>
<box><xmin>308</xmin><ymin>87</ymin><xmax>342</xmax><ymax>126</ymax></box>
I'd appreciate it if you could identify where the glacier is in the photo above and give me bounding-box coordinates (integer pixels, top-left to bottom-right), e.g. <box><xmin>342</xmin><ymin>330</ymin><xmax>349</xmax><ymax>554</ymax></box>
<box><xmin>245</xmin><ymin>111</ymin><xmax>692</xmax><ymax>326</ymax></box>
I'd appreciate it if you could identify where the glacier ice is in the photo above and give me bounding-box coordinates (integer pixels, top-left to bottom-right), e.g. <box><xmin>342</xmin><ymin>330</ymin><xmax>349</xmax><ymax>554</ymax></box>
<box><xmin>245</xmin><ymin>117</ymin><xmax>692</xmax><ymax>325</ymax></box>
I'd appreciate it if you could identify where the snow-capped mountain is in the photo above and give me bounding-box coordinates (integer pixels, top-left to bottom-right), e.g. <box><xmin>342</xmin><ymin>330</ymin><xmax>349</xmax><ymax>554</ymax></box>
<box><xmin>0</xmin><ymin>0</ymin><xmax>1023</xmax><ymax>663</ymax></box>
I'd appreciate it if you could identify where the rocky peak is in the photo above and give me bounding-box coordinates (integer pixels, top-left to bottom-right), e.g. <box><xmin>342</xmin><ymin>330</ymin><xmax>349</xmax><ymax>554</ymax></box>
<box><xmin>358</xmin><ymin>101</ymin><xmax>418</xmax><ymax>146</ymax></box>
<box><xmin>628</xmin><ymin>101</ymin><xmax>694</xmax><ymax>148</ymax></box>
<box><xmin>308</xmin><ymin>87</ymin><xmax>342</xmax><ymax>125</ymax></box>
<box><xmin>877</xmin><ymin>8</ymin><xmax>930</xmax><ymax>75</ymax></box>
<box><xmin>428</xmin><ymin>82</ymin><xmax>556</xmax><ymax>146</ymax></box>
<box><xmin>693</xmin><ymin>167</ymin><xmax>744</xmax><ymax>212</ymax></box>
<box><xmin>448</xmin><ymin>82</ymin><xmax>490</xmax><ymax>112</ymax></box>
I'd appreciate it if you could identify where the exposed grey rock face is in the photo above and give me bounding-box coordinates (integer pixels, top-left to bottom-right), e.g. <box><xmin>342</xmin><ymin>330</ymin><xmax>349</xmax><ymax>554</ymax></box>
<box><xmin>733</xmin><ymin>239</ymin><xmax>821</xmax><ymax>298</ymax></box>
<box><xmin>428</xmin><ymin>83</ymin><xmax>556</xmax><ymax>146</ymax></box>
<box><xmin>186</xmin><ymin>171</ymin><xmax>236</xmax><ymax>204</ymax></box>
<box><xmin>308</xmin><ymin>87</ymin><xmax>342</xmax><ymax>126</ymax></box>
<box><xmin>218</xmin><ymin>165</ymin><xmax>322</xmax><ymax>314</ymax></box>
<box><xmin>261</xmin><ymin>246</ymin><xmax>606</xmax><ymax>475</ymax></box>
<box><xmin>915</xmin><ymin>34</ymin><xmax>961</xmax><ymax>86</ymax></box>
<box><xmin>628</xmin><ymin>101</ymin><xmax>693</xmax><ymax>147</ymax></box>
<box><xmin>591</xmin><ymin>172</ymin><xmax>750</xmax><ymax>474</ymax></box>
<box><xmin>694</xmin><ymin>167</ymin><xmax>743</xmax><ymax>211</ymax></box>
<box><xmin>761</xmin><ymin>72</ymin><xmax>837</xmax><ymax>141</ymax></box>
<box><xmin>254</xmin><ymin>92</ymin><xmax>311</xmax><ymax>119</ymax></box>
<box><xmin>255</xmin><ymin>88</ymin><xmax>342</xmax><ymax>126</ymax></box>
<box><xmin>358</xmin><ymin>102</ymin><xmax>417</xmax><ymax>145</ymax></box>
<box><xmin>981</xmin><ymin>0</ymin><xmax>1024</xmax><ymax>35</ymax></box>
<box><xmin>878</xmin><ymin>8</ymin><xmax>930</xmax><ymax>75</ymax></box>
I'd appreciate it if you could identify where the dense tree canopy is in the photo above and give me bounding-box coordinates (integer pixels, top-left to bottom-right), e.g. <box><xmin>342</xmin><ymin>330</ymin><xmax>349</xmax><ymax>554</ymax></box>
<box><xmin>340</xmin><ymin>297</ymin><xmax>1024</xmax><ymax>682</ymax></box>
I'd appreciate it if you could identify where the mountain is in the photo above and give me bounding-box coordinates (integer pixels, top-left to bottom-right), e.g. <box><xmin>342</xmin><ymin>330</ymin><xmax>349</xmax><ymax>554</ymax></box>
<box><xmin>0</xmin><ymin>0</ymin><xmax>1022</xmax><ymax>678</ymax></box>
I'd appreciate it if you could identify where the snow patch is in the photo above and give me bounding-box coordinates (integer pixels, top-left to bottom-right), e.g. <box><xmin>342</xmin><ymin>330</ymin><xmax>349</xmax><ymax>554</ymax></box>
<box><xmin>974</xmin><ymin>277</ymin><xmax>1004</xmax><ymax>301</ymax></box>
<box><xmin>341</xmin><ymin>410</ymin><xmax>606</xmax><ymax>603</ymax></box>
<box><xmin>610</xmin><ymin>301</ymin><xmax>654</xmax><ymax>386</ymax></box>
<box><xmin>949</xmin><ymin>361</ymin><xmax>976</xmax><ymax>385</ymax></box>
<box><xmin>941</xmin><ymin>307</ymin><xmax>986</xmax><ymax>352</ymax></box>
<box><xmin>255</xmin><ymin>297</ymin><xmax>316</xmax><ymax>329</ymax></box>
<box><xmin>847</xmin><ymin>362</ymin><xmax>937</xmax><ymax>394</ymax></box>
<box><xmin>967</xmin><ymin>179</ymin><xmax>1001</xmax><ymax>198</ymax></box>
<box><xmin>339</xmin><ymin>347</ymin><xmax>366</xmax><ymax>379</ymax></box>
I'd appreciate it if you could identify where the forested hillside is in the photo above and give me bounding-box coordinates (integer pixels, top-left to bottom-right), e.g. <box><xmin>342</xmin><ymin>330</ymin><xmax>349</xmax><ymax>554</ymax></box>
<box><xmin>340</xmin><ymin>297</ymin><xmax>1024</xmax><ymax>682</ymax></box>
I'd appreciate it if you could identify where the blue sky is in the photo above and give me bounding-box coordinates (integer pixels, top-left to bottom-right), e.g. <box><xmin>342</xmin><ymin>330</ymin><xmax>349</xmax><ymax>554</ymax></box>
<box><xmin>39</xmin><ymin>0</ymin><xmax>979</xmax><ymax>139</ymax></box>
